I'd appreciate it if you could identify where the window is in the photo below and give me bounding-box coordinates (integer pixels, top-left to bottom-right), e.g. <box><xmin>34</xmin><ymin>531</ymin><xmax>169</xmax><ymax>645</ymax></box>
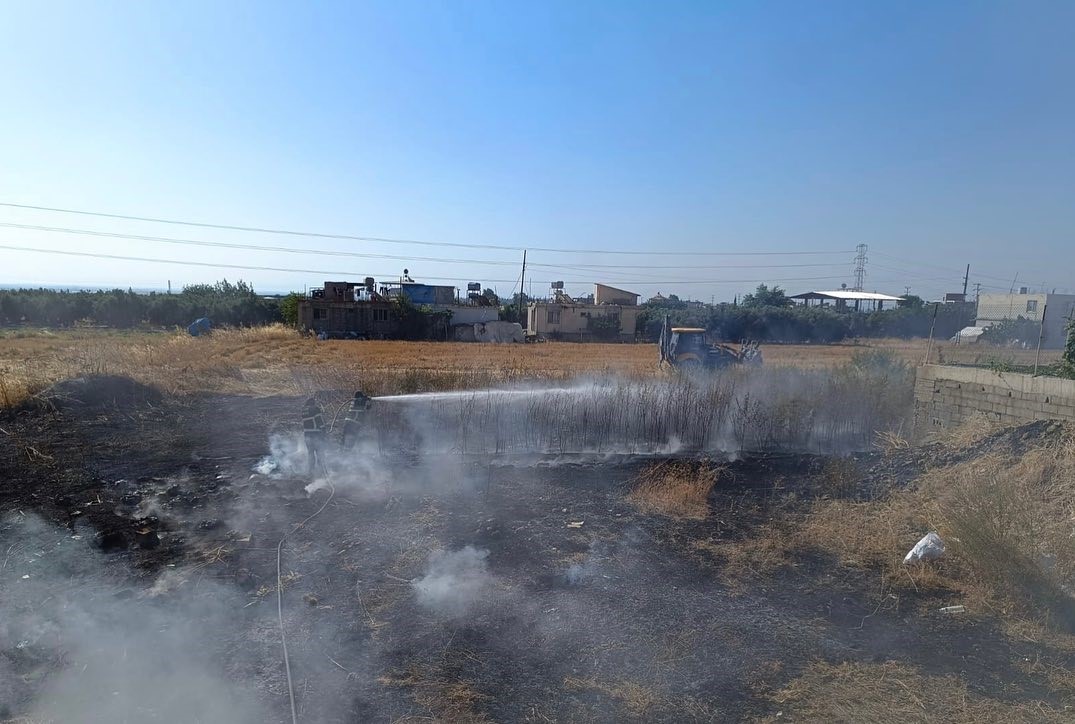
<box><xmin>546</xmin><ymin>308</ymin><xmax>561</xmax><ymax>325</ymax></box>
<box><xmin>313</xmin><ymin>308</ymin><xmax>327</xmax><ymax>320</ymax></box>
<box><xmin>372</xmin><ymin>308</ymin><xmax>389</xmax><ymax>322</ymax></box>
<box><xmin>1026</xmin><ymin>300</ymin><xmax>1038</xmax><ymax>313</ymax></box>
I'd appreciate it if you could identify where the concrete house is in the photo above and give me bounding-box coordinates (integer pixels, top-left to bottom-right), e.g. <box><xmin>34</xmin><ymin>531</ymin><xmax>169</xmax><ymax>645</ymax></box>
<box><xmin>297</xmin><ymin>278</ymin><xmax>500</xmax><ymax>339</ymax></box>
<box><xmin>526</xmin><ymin>284</ymin><xmax>641</xmax><ymax>342</ymax></box>
<box><xmin>297</xmin><ymin>280</ymin><xmax>401</xmax><ymax>338</ymax></box>
<box><xmin>977</xmin><ymin>291</ymin><xmax>1075</xmax><ymax>349</ymax></box>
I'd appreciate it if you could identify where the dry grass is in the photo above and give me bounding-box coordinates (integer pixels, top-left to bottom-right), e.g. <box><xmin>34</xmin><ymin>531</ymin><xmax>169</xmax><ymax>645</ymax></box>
<box><xmin>562</xmin><ymin>676</ymin><xmax>660</xmax><ymax>717</ymax></box>
<box><xmin>628</xmin><ymin>460</ymin><xmax>722</xmax><ymax>519</ymax></box>
<box><xmin>0</xmin><ymin>326</ymin><xmax>969</xmax><ymax>409</ymax></box>
<box><xmin>707</xmin><ymin>419</ymin><xmax>1075</xmax><ymax>630</ymax></box>
<box><xmin>924</xmin><ymin>441</ymin><xmax>1075</xmax><ymax>627</ymax></box>
<box><xmin>379</xmin><ymin>665</ymin><xmax>492</xmax><ymax>723</ymax></box>
<box><xmin>761</xmin><ymin>660</ymin><xmax>1073</xmax><ymax>723</ymax></box>
<box><xmin>692</xmin><ymin>530</ymin><xmax>793</xmax><ymax>583</ymax></box>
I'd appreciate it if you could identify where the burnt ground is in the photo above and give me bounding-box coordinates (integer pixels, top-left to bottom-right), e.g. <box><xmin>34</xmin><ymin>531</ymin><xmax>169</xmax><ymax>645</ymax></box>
<box><xmin>1</xmin><ymin>378</ymin><xmax>1073</xmax><ymax>722</ymax></box>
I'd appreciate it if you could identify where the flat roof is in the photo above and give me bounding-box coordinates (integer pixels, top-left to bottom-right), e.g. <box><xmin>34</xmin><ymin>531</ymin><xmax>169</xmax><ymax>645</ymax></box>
<box><xmin>790</xmin><ymin>290</ymin><xmax>904</xmax><ymax>302</ymax></box>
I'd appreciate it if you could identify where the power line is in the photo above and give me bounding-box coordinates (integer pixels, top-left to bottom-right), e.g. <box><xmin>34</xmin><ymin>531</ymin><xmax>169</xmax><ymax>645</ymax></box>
<box><xmin>0</xmin><ymin>222</ymin><xmax>857</xmax><ymax>272</ymax></box>
<box><xmin>0</xmin><ymin>243</ymin><xmax>864</xmax><ymax>286</ymax></box>
<box><xmin>872</xmin><ymin>250</ymin><xmax>1033</xmax><ymax>286</ymax></box>
<box><xmin>529</xmin><ymin>261</ymin><xmax>849</xmax><ymax>270</ymax></box>
<box><xmin>0</xmin><ymin>222</ymin><xmax>520</xmax><ymax>268</ymax></box>
<box><xmin>0</xmin><ymin>201</ymin><xmax>854</xmax><ymax>257</ymax></box>
<box><xmin>0</xmin><ymin>243</ymin><xmax>524</xmax><ymax>284</ymax></box>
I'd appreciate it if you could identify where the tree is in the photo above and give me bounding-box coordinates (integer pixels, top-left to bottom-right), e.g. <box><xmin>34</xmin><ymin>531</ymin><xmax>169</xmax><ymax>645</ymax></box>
<box><xmin>979</xmin><ymin>317</ymin><xmax>1040</xmax><ymax>346</ymax></box>
<box><xmin>740</xmin><ymin>284</ymin><xmax>793</xmax><ymax>308</ymax></box>
<box><xmin>899</xmin><ymin>294</ymin><xmax>925</xmax><ymax>309</ymax></box>
<box><xmin>279</xmin><ymin>292</ymin><xmax>303</xmax><ymax>326</ymax></box>
<box><xmin>482</xmin><ymin>288</ymin><xmax>499</xmax><ymax>304</ymax></box>
<box><xmin>1060</xmin><ymin>317</ymin><xmax>1075</xmax><ymax>378</ymax></box>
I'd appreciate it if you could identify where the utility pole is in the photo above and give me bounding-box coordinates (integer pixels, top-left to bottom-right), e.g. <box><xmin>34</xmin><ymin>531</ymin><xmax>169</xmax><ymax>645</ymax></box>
<box><xmin>923</xmin><ymin>302</ymin><xmax>940</xmax><ymax>365</ymax></box>
<box><xmin>962</xmin><ymin>264</ymin><xmax>970</xmax><ymax>297</ymax></box>
<box><xmin>1034</xmin><ymin>303</ymin><xmax>1048</xmax><ymax>376</ymax></box>
<box><xmin>853</xmin><ymin>244</ymin><xmax>868</xmax><ymax>291</ymax></box>
<box><xmin>974</xmin><ymin>282</ymin><xmax>981</xmax><ymax>302</ymax></box>
<box><xmin>517</xmin><ymin>249</ymin><xmax>527</xmax><ymax>325</ymax></box>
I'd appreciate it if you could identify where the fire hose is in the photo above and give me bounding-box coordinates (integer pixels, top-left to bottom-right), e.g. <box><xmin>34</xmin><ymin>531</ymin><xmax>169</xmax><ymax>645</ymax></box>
<box><xmin>276</xmin><ymin>480</ymin><xmax>335</xmax><ymax>724</ymax></box>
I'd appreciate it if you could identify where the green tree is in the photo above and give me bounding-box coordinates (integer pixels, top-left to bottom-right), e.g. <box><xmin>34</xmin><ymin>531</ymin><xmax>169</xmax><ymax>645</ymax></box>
<box><xmin>979</xmin><ymin>317</ymin><xmax>1040</xmax><ymax>346</ymax></box>
<box><xmin>1060</xmin><ymin>317</ymin><xmax>1075</xmax><ymax>378</ymax></box>
<box><xmin>741</xmin><ymin>284</ymin><xmax>793</xmax><ymax>308</ymax></box>
<box><xmin>279</xmin><ymin>292</ymin><xmax>303</xmax><ymax>326</ymax></box>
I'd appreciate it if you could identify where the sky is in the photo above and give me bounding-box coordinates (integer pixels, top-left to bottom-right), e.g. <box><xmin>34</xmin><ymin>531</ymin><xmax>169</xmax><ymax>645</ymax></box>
<box><xmin>0</xmin><ymin>0</ymin><xmax>1072</xmax><ymax>301</ymax></box>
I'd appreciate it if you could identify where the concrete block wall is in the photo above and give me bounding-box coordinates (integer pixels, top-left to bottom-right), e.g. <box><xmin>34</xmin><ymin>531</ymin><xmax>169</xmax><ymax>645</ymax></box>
<box><xmin>914</xmin><ymin>365</ymin><xmax>1075</xmax><ymax>434</ymax></box>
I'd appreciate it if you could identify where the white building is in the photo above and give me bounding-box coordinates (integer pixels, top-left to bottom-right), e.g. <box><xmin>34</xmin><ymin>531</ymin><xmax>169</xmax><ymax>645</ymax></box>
<box><xmin>977</xmin><ymin>291</ymin><xmax>1075</xmax><ymax>349</ymax></box>
<box><xmin>789</xmin><ymin>289</ymin><xmax>904</xmax><ymax>312</ymax></box>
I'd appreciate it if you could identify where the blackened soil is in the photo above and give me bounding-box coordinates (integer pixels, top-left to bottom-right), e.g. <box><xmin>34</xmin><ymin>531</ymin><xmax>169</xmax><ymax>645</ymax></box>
<box><xmin>0</xmin><ymin>382</ymin><xmax>1071</xmax><ymax>722</ymax></box>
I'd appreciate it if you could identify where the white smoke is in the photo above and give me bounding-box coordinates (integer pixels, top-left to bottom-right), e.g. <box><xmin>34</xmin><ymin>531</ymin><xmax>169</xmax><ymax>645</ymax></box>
<box><xmin>0</xmin><ymin>514</ymin><xmax>266</xmax><ymax>723</ymax></box>
<box><xmin>252</xmin><ymin>433</ymin><xmax>306</xmax><ymax>477</ymax></box>
<box><xmin>412</xmin><ymin>546</ymin><xmax>493</xmax><ymax>617</ymax></box>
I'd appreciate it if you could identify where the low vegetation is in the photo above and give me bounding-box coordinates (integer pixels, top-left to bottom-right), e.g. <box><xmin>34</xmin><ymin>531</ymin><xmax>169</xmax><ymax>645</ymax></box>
<box><xmin>712</xmin><ymin>418</ymin><xmax>1075</xmax><ymax>634</ymax></box>
<box><xmin>628</xmin><ymin>460</ymin><xmax>722</xmax><ymax>519</ymax></box>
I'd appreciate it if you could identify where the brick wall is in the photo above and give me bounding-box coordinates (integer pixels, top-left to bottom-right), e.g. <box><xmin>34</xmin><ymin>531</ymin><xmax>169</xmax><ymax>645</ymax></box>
<box><xmin>914</xmin><ymin>365</ymin><xmax>1075</xmax><ymax>434</ymax></box>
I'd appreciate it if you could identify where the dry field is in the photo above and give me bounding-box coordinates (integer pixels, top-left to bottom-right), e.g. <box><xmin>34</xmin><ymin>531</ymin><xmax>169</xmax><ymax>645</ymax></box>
<box><xmin>2</xmin><ymin>325</ymin><xmax>1074</xmax><ymax>720</ymax></box>
<box><xmin>0</xmin><ymin>325</ymin><xmax>1058</xmax><ymax>408</ymax></box>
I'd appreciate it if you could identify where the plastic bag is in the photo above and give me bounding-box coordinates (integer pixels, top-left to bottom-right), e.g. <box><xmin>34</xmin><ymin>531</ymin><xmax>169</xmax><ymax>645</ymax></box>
<box><xmin>904</xmin><ymin>532</ymin><xmax>945</xmax><ymax>564</ymax></box>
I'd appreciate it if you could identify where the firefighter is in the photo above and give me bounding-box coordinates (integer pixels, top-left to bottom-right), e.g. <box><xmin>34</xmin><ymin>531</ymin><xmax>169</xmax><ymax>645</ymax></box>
<box><xmin>301</xmin><ymin>396</ymin><xmax>327</xmax><ymax>476</ymax></box>
<box><xmin>340</xmin><ymin>391</ymin><xmax>371</xmax><ymax>450</ymax></box>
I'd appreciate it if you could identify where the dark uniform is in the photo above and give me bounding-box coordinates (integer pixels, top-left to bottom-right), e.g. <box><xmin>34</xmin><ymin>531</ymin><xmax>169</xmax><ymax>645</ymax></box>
<box><xmin>340</xmin><ymin>391</ymin><xmax>371</xmax><ymax>450</ymax></box>
<box><xmin>302</xmin><ymin>397</ymin><xmax>328</xmax><ymax>476</ymax></box>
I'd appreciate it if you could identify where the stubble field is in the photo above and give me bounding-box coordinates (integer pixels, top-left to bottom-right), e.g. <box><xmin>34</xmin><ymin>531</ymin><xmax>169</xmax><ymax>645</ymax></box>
<box><xmin>0</xmin><ymin>325</ymin><xmax>1058</xmax><ymax>408</ymax></box>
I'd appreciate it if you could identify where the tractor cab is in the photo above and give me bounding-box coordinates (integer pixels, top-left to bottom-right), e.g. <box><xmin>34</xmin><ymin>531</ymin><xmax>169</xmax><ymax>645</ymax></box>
<box><xmin>668</xmin><ymin>327</ymin><xmax>707</xmax><ymax>363</ymax></box>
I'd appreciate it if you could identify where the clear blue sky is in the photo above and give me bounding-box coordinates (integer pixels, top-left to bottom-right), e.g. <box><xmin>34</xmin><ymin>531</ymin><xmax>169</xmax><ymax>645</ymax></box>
<box><xmin>1</xmin><ymin>0</ymin><xmax>1072</xmax><ymax>300</ymax></box>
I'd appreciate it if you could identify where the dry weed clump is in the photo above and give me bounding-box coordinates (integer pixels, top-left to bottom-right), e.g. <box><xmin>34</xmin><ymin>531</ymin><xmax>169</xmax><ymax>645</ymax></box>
<box><xmin>763</xmin><ymin>660</ymin><xmax>1073</xmax><ymax>723</ymax></box>
<box><xmin>628</xmin><ymin>461</ymin><xmax>722</xmax><ymax>519</ymax></box>
<box><xmin>691</xmin><ymin>529</ymin><xmax>792</xmax><ymax>583</ymax></box>
<box><xmin>379</xmin><ymin>665</ymin><xmax>492</xmax><ymax>723</ymax></box>
<box><xmin>726</xmin><ymin>423</ymin><xmax>1075</xmax><ymax>629</ymax></box>
<box><xmin>562</xmin><ymin>676</ymin><xmax>660</xmax><ymax>717</ymax></box>
<box><xmin>921</xmin><ymin>437</ymin><xmax>1075</xmax><ymax>629</ymax></box>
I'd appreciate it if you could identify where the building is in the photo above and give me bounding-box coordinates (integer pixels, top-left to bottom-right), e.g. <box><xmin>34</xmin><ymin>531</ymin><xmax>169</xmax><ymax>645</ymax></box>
<box><xmin>594</xmin><ymin>283</ymin><xmax>639</xmax><ymax>306</ymax></box>
<box><xmin>976</xmin><ymin>291</ymin><xmax>1075</xmax><ymax>349</ymax></box>
<box><xmin>789</xmin><ymin>289</ymin><xmax>904</xmax><ymax>311</ymax></box>
<box><xmin>297</xmin><ymin>278</ymin><xmax>498</xmax><ymax>339</ymax></box>
<box><xmin>526</xmin><ymin>283</ymin><xmax>642</xmax><ymax>342</ymax></box>
<box><xmin>298</xmin><ymin>280</ymin><xmax>401</xmax><ymax>338</ymax></box>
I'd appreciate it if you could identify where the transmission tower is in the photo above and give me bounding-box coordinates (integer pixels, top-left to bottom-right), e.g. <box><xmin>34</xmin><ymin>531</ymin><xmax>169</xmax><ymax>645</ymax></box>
<box><xmin>852</xmin><ymin>244</ymin><xmax>868</xmax><ymax>291</ymax></box>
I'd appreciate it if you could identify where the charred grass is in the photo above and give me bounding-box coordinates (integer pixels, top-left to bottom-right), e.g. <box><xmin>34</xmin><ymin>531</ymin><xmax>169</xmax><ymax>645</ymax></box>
<box><xmin>763</xmin><ymin>660</ymin><xmax>1074</xmax><ymax>723</ymax></box>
